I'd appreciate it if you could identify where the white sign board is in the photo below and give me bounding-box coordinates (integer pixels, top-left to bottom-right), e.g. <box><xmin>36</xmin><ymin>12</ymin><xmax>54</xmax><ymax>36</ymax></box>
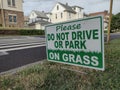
<box><xmin>45</xmin><ymin>16</ymin><xmax>104</xmax><ymax>71</ymax></box>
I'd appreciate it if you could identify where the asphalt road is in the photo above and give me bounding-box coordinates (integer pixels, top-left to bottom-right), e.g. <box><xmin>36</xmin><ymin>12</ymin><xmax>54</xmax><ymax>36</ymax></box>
<box><xmin>0</xmin><ymin>36</ymin><xmax>46</xmax><ymax>73</ymax></box>
<box><xmin>0</xmin><ymin>46</ymin><xmax>46</xmax><ymax>73</ymax></box>
<box><xmin>104</xmin><ymin>32</ymin><xmax>120</xmax><ymax>41</ymax></box>
<box><xmin>0</xmin><ymin>33</ymin><xmax>120</xmax><ymax>73</ymax></box>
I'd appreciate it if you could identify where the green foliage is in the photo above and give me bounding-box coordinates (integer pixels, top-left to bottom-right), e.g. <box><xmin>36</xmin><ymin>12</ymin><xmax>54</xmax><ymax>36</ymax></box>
<box><xmin>0</xmin><ymin>39</ymin><xmax>120</xmax><ymax>90</ymax></box>
<box><xmin>19</xmin><ymin>30</ymin><xmax>45</xmax><ymax>35</ymax></box>
<box><xmin>0</xmin><ymin>24</ymin><xmax>2</xmax><ymax>27</ymax></box>
<box><xmin>0</xmin><ymin>28</ymin><xmax>45</xmax><ymax>35</ymax></box>
<box><xmin>111</xmin><ymin>12</ymin><xmax>120</xmax><ymax>32</ymax></box>
<box><xmin>0</xmin><ymin>77</ymin><xmax>18</xmax><ymax>90</ymax></box>
<box><xmin>104</xmin><ymin>30</ymin><xmax>107</xmax><ymax>33</ymax></box>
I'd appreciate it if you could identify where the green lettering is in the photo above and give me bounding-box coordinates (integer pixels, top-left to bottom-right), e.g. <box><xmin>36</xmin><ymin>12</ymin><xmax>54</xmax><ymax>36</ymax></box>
<box><xmin>56</xmin><ymin>33</ymin><xmax>60</xmax><ymax>40</ymax></box>
<box><xmin>72</xmin><ymin>32</ymin><xmax>76</xmax><ymax>40</ymax></box>
<box><xmin>65</xmin><ymin>41</ymin><xmax>69</xmax><ymax>48</ymax></box>
<box><xmin>74</xmin><ymin>41</ymin><xmax>80</xmax><ymax>49</ymax></box>
<box><xmin>56</xmin><ymin>26</ymin><xmax>61</xmax><ymax>31</ymax></box>
<box><xmin>69</xmin><ymin>41</ymin><xmax>74</xmax><ymax>48</ymax></box>
<box><xmin>77</xmin><ymin>31</ymin><xmax>82</xmax><ymax>40</ymax></box>
<box><xmin>77</xmin><ymin>24</ymin><xmax>81</xmax><ymax>29</ymax></box>
<box><xmin>93</xmin><ymin>29</ymin><xmax>99</xmax><ymax>39</ymax></box>
<box><xmin>86</xmin><ymin>30</ymin><xmax>92</xmax><ymax>39</ymax></box>
<box><xmin>80</xmin><ymin>40</ymin><xmax>86</xmax><ymax>49</ymax></box>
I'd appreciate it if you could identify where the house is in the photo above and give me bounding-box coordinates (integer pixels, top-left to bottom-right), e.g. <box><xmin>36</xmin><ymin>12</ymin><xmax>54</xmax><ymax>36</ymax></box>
<box><xmin>46</xmin><ymin>12</ymin><xmax>52</xmax><ymax>22</ymax></box>
<box><xmin>89</xmin><ymin>10</ymin><xmax>109</xmax><ymax>30</ymax></box>
<box><xmin>83</xmin><ymin>13</ymin><xmax>89</xmax><ymax>17</ymax></box>
<box><xmin>0</xmin><ymin>0</ymin><xmax>24</xmax><ymax>28</ymax></box>
<box><xmin>24</xmin><ymin>16</ymin><xmax>29</xmax><ymax>28</ymax></box>
<box><xmin>28</xmin><ymin>20</ymin><xmax>51</xmax><ymax>30</ymax></box>
<box><xmin>29</xmin><ymin>10</ymin><xmax>49</xmax><ymax>22</ymax></box>
<box><xmin>28</xmin><ymin>10</ymin><xmax>51</xmax><ymax>30</ymax></box>
<box><xmin>50</xmin><ymin>2</ymin><xmax>84</xmax><ymax>23</ymax></box>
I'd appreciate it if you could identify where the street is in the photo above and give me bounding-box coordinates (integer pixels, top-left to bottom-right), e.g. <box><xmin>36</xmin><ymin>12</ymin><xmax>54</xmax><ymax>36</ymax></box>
<box><xmin>104</xmin><ymin>32</ymin><xmax>120</xmax><ymax>41</ymax></box>
<box><xmin>0</xmin><ymin>33</ymin><xmax>120</xmax><ymax>73</ymax></box>
<box><xmin>0</xmin><ymin>36</ymin><xmax>46</xmax><ymax>73</ymax></box>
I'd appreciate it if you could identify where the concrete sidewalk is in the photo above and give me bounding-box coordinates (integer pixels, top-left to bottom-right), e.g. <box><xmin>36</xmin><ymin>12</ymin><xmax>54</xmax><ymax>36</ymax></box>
<box><xmin>0</xmin><ymin>36</ymin><xmax>29</xmax><ymax>39</ymax></box>
<box><xmin>0</xmin><ymin>35</ymin><xmax>45</xmax><ymax>39</ymax></box>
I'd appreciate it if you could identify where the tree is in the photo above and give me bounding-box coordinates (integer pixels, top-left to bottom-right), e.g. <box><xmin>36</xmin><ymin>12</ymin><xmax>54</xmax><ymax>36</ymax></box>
<box><xmin>111</xmin><ymin>12</ymin><xmax>120</xmax><ymax>32</ymax></box>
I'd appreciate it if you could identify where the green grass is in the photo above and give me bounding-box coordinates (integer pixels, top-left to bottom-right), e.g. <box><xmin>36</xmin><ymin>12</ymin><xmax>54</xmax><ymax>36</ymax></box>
<box><xmin>0</xmin><ymin>39</ymin><xmax>120</xmax><ymax>90</ymax></box>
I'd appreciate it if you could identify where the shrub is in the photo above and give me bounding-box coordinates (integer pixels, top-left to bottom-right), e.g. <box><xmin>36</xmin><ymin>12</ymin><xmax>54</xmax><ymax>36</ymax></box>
<box><xmin>0</xmin><ymin>29</ymin><xmax>45</xmax><ymax>35</ymax></box>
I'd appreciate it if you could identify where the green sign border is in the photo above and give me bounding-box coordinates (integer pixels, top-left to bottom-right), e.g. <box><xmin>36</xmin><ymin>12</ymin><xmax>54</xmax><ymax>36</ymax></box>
<box><xmin>45</xmin><ymin>16</ymin><xmax>104</xmax><ymax>71</ymax></box>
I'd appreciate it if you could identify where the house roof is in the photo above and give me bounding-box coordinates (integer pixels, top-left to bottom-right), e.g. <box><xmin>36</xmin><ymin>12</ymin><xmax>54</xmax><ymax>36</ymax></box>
<box><xmin>72</xmin><ymin>6</ymin><xmax>84</xmax><ymax>9</ymax></box>
<box><xmin>32</xmin><ymin>10</ymin><xmax>49</xmax><ymax>19</ymax></box>
<box><xmin>58</xmin><ymin>2</ymin><xmax>76</xmax><ymax>13</ymax></box>
<box><xmin>83</xmin><ymin>13</ymin><xmax>89</xmax><ymax>17</ymax></box>
<box><xmin>89</xmin><ymin>10</ymin><xmax>109</xmax><ymax>17</ymax></box>
<box><xmin>29</xmin><ymin>20</ymin><xmax>51</xmax><ymax>26</ymax></box>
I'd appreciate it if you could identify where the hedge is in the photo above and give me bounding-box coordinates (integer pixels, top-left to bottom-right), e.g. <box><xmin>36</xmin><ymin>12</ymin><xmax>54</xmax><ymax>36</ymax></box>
<box><xmin>0</xmin><ymin>29</ymin><xmax>45</xmax><ymax>35</ymax></box>
<box><xmin>19</xmin><ymin>30</ymin><xmax>45</xmax><ymax>35</ymax></box>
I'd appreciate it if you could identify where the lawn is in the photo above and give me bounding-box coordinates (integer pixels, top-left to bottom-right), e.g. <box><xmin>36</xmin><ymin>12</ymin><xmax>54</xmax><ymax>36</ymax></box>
<box><xmin>0</xmin><ymin>39</ymin><xmax>120</xmax><ymax>90</ymax></box>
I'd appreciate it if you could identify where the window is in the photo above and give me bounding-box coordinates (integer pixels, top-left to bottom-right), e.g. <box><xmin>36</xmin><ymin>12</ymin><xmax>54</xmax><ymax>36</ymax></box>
<box><xmin>32</xmin><ymin>13</ymin><xmax>34</xmax><ymax>16</ymax></box>
<box><xmin>74</xmin><ymin>7</ymin><xmax>76</xmax><ymax>10</ymax></box>
<box><xmin>69</xmin><ymin>13</ymin><xmax>71</xmax><ymax>18</ymax></box>
<box><xmin>7</xmin><ymin>0</ymin><xmax>11</xmax><ymax>6</ymax></box>
<box><xmin>13</xmin><ymin>16</ymin><xmax>17</xmax><ymax>22</ymax></box>
<box><xmin>79</xmin><ymin>9</ymin><xmax>81</xmax><ymax>12</ymax></box>
<box><xmin>61</xmin><ymin>13</ymin><xmax>63</xmax><ymax>18</ymax></box>
<box><xmin>9</xmin><ymin>15</ymin><xmax>12</xmax><ymax>22</ymax></box>
<box><xmin>9</xmin><ymin>15</ymin><xmax>17</xmax><ymax>23</ymax></box>
<box><xmin>57</xmin><ymin>5</ymin><xmax>59</xmax><ymax>10</ymax></box>
<box><xmin>12</xmin><ymin>0</ymin><xmax>15</xmax><ymax>6</ymax></box>
<box><xmin>56</xmin><ymin>14</ymin><xmax>57</xmax><ymax>19</ymax></box>
<box><xmin>7</xmin><ymin>0</ymin><xmax>16</xmax><ymax>7</ymax></box>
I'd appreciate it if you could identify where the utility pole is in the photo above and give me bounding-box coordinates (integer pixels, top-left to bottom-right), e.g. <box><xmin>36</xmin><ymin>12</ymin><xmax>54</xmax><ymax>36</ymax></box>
<box><xmin>107</xmin><ymin>0</ymin><xmax>113</xmax><ymax>43</ymax></box>
<box><xmin>1</xmin><ymin>0</ymin><xmax>5</xmax><ymax>27</ymax></box>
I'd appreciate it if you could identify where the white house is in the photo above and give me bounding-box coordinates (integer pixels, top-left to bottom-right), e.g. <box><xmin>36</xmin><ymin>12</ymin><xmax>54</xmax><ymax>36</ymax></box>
<box><xmin>0</xmin><ymin>0</ymin><xmax>24</xmax><ymax>28</ymax></box>
<box><xmin>28</xmin><ymin>19</ymin><xmax>51</xmax><ymax>30</ymax></box>
<box><xmin>29</xmin><ymin>10</ymin><xmax>49</xmax><ymax>23</ymax></box>
<box><xmin>50</xmin><ymin>2</ymin><xmax>84</xmax><ymax>23</ymax></box>
<box><xmin>28</xmin><ymin>10</ymin><xmax>51</xmax><ymax>30</ymax></box>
